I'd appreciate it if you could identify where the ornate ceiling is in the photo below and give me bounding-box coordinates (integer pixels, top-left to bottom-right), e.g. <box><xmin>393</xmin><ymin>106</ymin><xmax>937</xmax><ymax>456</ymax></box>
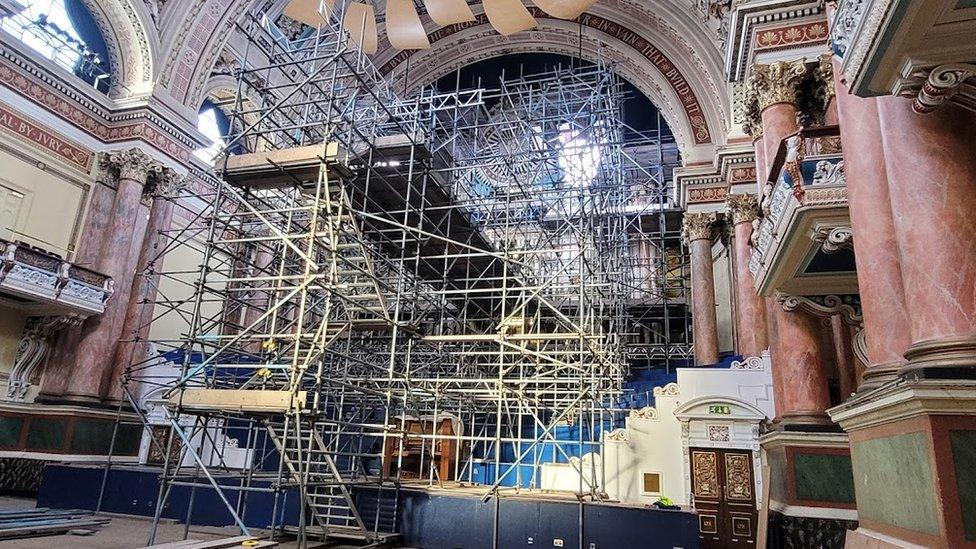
<box><xmin>73</xmin><ymin>0</ymin><xmax>733</xmax><ymax>163</ymax></box>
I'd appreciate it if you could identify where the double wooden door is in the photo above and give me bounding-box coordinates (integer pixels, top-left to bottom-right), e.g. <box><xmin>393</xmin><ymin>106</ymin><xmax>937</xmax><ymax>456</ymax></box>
<box><xmin>690</xmin><ymin>448</ymin><xmax>757</xmax><ymax>548</ymax></box>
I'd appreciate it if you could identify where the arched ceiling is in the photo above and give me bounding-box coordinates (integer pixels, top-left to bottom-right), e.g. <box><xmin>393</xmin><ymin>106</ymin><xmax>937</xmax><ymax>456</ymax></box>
<box><xmin>90</xmin><ymin>0</ymin><xmax>731</xmax><ymax>163</ymax></box>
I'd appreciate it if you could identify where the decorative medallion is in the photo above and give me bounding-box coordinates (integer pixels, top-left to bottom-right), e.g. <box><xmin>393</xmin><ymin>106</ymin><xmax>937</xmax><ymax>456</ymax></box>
<box><xmin>707</xmin><ymin>425</ymin><xmax>730</xmax><ymax>442</ymax></box>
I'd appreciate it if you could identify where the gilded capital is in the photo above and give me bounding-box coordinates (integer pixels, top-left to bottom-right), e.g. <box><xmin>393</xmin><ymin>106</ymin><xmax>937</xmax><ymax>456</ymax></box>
<box><xmin>726</xmin><ymin>193</ymin><xmax>760</xmax><ymax>225</ymax></box>
<box><xmin>815</xmin><ymin>52</ymin><xmax>836</xmax><ymax>108</ymax></box>
<box><xmin>681</xmin><ymin>212</ymin><xmax>718</xmax><ymax>244</ymax></box>
<box><xmin>748</xmin><ymin>59</ymin><xmax>809</xmax><ymax>112</ymax></box>
<box><xmin>102</xmin><ymin>148</ymin><xmax>163</xmax><ymax>183</ymax></box>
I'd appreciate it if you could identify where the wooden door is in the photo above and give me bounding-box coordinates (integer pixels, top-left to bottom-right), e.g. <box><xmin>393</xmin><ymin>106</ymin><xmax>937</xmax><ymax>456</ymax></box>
<box><xmin>690</xmin><ymin>448</ymin><xmax>758</xmax><ymax>548</ymax></box>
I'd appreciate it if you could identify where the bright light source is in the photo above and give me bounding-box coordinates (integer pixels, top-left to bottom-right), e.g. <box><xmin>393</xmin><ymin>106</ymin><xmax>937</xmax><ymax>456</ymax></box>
<box><xmin>556</xmin><ymin>123</ymin><xmax>601</xmax><ymax>187</ymax></box>
<box><xmin>194</xmin><ymin>108</ymin><xmax>226</xmax><ymax>164</ymax></box>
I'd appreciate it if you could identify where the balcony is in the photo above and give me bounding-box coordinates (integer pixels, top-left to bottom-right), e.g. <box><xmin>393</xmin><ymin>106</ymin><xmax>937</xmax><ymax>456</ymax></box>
<box><xmin>0</xmin><ymin>239</ymin><xmax>113</xmax><ymax>316</ymax></box>
<box><xmin>749</xmin><ymin>126</ymin><xmax>856</xmax><ymax>297</ymax></box>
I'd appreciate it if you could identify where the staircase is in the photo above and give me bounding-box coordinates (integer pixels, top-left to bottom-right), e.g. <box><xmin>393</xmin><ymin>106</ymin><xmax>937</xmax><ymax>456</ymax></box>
<box><xmin>265</xmin><ymin>418</ymin><xmax>399</xmax><ymax>543</ymax></box>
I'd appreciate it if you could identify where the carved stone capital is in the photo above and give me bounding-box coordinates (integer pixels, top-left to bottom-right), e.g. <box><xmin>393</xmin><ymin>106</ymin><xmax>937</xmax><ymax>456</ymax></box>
<box><xmin>913</xmin><ymin>63</ymin><xmax>976</xmax><ymax>115</ymax></box>
<box><xmin>681</xmin><ymin>212</ymin><xmax>718</xmax><ymax>243</ymax></box>
<box><xmin>102</xmin><ymin>148</ymin><xmax>163</xmax><ymax>183</ymax></box>
<box><xmin>748</xmin><ymin>59</ymin><xmax>809</xmax><ymax>112</ymax></box>
<box><xmin>152</xmin><ymin>168</ymin><xmax>188</xmax><ymax>199</ymax></box>
<box><xmin>725</xmin><ymin>193</ymin><xmax>760</xmax><ymax>225</ymax></box>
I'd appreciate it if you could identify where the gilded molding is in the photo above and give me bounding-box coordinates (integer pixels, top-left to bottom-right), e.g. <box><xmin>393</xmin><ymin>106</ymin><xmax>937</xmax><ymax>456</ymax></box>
<box><xmin>102</xmin><ymin>148</ymin><xmax>163</xmax><ymax>183</ymax></box>
<box><xmin>725</xmin><ymin>193</ymin><xmax>760</xmax><ymax>225</ymax></box>
<box><xmin>681</xmin><ymin>212</ymin><xmax>717</xmax><ymax>243</ymax></box>
<box><xmin>748</xmin><ymin>59</ymin><xmax>809</xmax><ymax>112</ymax></box>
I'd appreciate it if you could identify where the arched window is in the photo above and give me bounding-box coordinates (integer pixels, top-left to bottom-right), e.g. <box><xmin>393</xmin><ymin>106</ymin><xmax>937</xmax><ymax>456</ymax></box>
<box><xmin>195</xmin><ymin>100</ymin><xmax>237</xmax><ymax>164</ymax></box>
<box><xmin>1</xmin><ymin>0</ymin><xmax>112</xmax><ymax>93</ymax></box>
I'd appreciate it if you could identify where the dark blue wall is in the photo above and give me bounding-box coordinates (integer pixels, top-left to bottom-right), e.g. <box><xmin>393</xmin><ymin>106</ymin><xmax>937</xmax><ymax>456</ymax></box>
<box><xmin>38</xmin><ymin>465</ymin><xmax>699</xmax><ymax>549</ymax></box>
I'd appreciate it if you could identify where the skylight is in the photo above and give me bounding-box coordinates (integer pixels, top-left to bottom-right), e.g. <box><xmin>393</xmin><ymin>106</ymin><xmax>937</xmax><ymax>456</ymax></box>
<box><xmin>1</xmin><ymin>1</ymin><xmax>110</xmax><ymax>92</ymax></box>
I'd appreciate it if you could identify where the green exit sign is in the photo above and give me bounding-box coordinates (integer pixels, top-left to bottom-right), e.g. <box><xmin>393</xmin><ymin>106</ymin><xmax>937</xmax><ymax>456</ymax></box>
<box><xmin>708</xmin><ymin>405</ymin><xmax>731</xmax><ymax>415</ymax></box>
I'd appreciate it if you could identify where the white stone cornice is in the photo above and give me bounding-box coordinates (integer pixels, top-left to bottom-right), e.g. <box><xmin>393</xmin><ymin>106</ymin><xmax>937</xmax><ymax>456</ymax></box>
<box><xmin>828</xmin><ymin>379</ymin><xmax>976</xmax><ymax>432</ymax></box>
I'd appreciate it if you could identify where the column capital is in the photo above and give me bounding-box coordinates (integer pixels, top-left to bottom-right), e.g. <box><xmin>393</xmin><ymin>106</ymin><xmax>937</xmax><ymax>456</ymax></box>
<box><xmin>152</xmin><ymin>168</ymin><xmax>188</xmax><ymax>199</ymax></box>
<box><xmin>748</xmin><ymin>59</ymin><xmax>809</xmax><ymax>112</ymax></box>
<box><xmin>725</xmin><ymin>193</ymin><xmax>760</xmax><ymax>225</ymax></box>
<box><xmin>101</xmin><ymin>148</ymin><xmax>163</xmax><ymax>183</ymax></box>
<box><xmin>815</xmin><ymin>52</ymin><xmax>837</xmax><ymax>110</ymax></box>
<box><xmin>681</xmin><ymin>211</ymin><xmax>717</xmax><ymax>244</ymax></box>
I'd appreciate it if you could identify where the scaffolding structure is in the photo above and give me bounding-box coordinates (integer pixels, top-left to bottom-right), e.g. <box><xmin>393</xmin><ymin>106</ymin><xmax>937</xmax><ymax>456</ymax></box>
<box><xmin>105</xmin><ymin>8</ymin><xmax>689</xmax><ymax>547</ymax></box>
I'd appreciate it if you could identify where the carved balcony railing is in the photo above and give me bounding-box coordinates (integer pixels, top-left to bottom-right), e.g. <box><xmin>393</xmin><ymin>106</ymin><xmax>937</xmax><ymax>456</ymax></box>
<box><xmin>749</xmin><ymin>126</ymin><xmax>856</xmax><ymax>297</ymax></box>
<box><xmin>0</xmin><ymin>238</ymin><xmax>114</xmax><ymax>316</ymax></box>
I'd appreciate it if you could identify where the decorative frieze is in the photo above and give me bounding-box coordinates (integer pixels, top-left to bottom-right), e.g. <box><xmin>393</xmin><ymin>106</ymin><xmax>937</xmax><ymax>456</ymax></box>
<box><xmin>102</xmin><ymin>148</ymin><xmax>163</xmax><ymax>183</ymax></box>
<box><xmin>748</xmin><ymin>59</ymin><xmax>810</xmax><ymax>112</ymax></box>
<box><xmin>681</xmin><ymin>212</ymin><xmax>718</xmax><ymax>244</ymax></box>
<box><xmin>726</xmin><ymin>193</ymin><xmax>760</xmax><ymax>225</ymax></box>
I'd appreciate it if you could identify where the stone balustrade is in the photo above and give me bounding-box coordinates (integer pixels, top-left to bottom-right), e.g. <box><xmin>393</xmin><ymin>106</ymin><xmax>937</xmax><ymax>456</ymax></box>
<box><xmin>0</xmin><ymin>239</ymin><xmax>114</xmax><ymax>316</ymax></box>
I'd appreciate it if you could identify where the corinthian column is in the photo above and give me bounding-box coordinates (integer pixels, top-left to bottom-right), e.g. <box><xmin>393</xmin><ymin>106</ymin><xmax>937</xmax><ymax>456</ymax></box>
<box><xmin>41</xmin><ymin>148</ymin><xmax>162</xmax><ymax>403</ymax></box>
<box><xmin>750</xmin><ymin>59</ymin><xmax>808</xmax><ymax>164</ymax></box>
<box><xmin>107</xmin><ymin>168</ymin><xmax>185</xmax><ymax>403</ymax></box>
<box><xmin>726</xmin><ymin>194</ymin><xmax>768</xmax><ymax>357</ymax></box>
<box><xmin>876</xmin><ymin>98</ymin><xmax>976</xmax><ymax>375</ymax></box>
<box><xmin>682</xmin><ymin>212</ymin><xmax>720</xmax><ymax>366</ymax></box>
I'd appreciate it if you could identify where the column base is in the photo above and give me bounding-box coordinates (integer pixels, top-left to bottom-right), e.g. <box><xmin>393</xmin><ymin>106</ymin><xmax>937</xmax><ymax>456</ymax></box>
<box><xmin>901</xmin><ymin>336</ymin><xmax>976</xmax><ymax>379</ymax></box>
<box><xmin>774</xmin><ymin>409</ymin><xmax>837</xmax><ymax>428</ymax></box>
<box><xmin>829</xmin><ymin>378</ymin><xmax>976</xmax><ymax>548</ymax></box>
<box><xmin>858</xmin><ymin>360</ymin><xmax>903</xmax><ymax>392</ymax></box>
<box><xmin>760</xmin><ymin>430</ymin><xmax>858</xmax><ymax>545</ymax></box>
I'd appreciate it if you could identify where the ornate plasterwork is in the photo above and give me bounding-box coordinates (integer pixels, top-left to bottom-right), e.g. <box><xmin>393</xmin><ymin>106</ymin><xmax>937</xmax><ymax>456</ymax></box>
<box><xmin>730</xmin><ymin>355</ymin><xmax>764</xmax><ymax>370</ymax></box>
<box><xmin>653</xmin><ymin>382</ymin><xmax>680</xmax><ymax>397</ymax></box>
<box><xmin>912</xmin><ymin>63</ymin><xmax>976</xmax><ymax>115</ymax></box>
<box><xmin>0</xmin><ymin>49</ymin><xmax>198</xmax><ymax>161</ymax></box>
<box><xmin>6</xmin><ymin>315</ymin><xmax>84</xmax><ymax>400</ymax></box>
<box><xmin>152</xmin><ymin>167</ymin><xmax>187</xmax><ymax>198</ymax></box>
<box><xmin>628</xmin><ymin>406</ymin><xmax>659</xmax><ymax>420</ymax></box>
<box><xmin>812</xmin><ymin>159</ymin><xmax>845</xmax><ymax>187</ymax></box>
<box><xmin>76</xmin><ymin>0</ymin><xmax>156</xmax><ymax>97</ymax></box>
<box><xmin>103</xmin><ymin>147</ymin><xmax>164</xmax><ymax>182</ymax></box>
<box><xmin>748</xmin><ymin>59</ymin><xmax>809</xmax><ymax>111</ymax></box>
<box><xmin>604</xmin><ymin>428</ymin><xmax>631</xmax><ymax>442</ymax></box>
<box><xmin>681</xmin><ymin>211</ymin><xmax>717</xmax><ymax>243</ymax></box>
<box><xmin>726</xmin><ymin>193</ymin><xmax>759</xmax><ymax>225</ymax></box>
<box><xmin>829</xmin><ymin>0</ymin><xmax>865</xmax><ymax>59</ymax></box>
<box><xmin>815</xmin><ymin>52</ymin><xmax>836</xmax><ymax>109</ymax></box>
<box><xmin>810</xmin><ymin>225</ymin><xmax>853</xmax><ymax>254</ymax></box>
<box><xmin>777</xmin><ymin>292</ymin><xmax>863</xmax><ymax>326</ymax></box>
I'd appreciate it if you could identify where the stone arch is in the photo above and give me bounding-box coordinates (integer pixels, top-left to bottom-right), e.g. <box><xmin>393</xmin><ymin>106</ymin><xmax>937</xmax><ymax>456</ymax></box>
<box><xmin>373</xmin><ymin>8</ymin><xmax>727</xmax><ymax>163</ymax></box>
<box><xmin>77</xmin><ymin>0</ymin><xmax>158</xmax><ymax>97</ymax></box>
<box><xmin>198</xmin><ymin>75</ymin><xmax>268</xmax><ymax>153</ymax></box>
<box><xmin>156</xmin><ymin>0</ymin><xmax>727</xmax><ymax>163</ymax></box>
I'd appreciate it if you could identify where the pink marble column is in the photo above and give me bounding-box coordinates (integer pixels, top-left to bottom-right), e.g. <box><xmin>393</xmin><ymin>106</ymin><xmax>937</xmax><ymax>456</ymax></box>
<box><xmin>752</xmin><ymin>135</ymin><xmax>767</xmax><ymax>191</ymax></box>
<box><xmin>44</xmin><ymin>149</ymin><xmax>161</xmax><ymax>403</ymax></box>
<box><xmin>832</xmin><ymin>65</ymin><xmax>912</xmax><ymax>390</ymax></box>
<box><xmin>726</xmin><ymin>194</ymin><xmax>768</xmax><ymax>357</ymax></box>
<box><xmin>682</xmin><ymin>212</ymin><xmax>720</xmax><ymax>366</ymax></box>
<box><xmin>877</xmin><ymin>99</ymin><xmax>976</xmax><ymax>374</ymax></box>
<box><xmin>830</xmin><ymin>315</ymin><xmax>858</xmax><ymax>399</ymax></box>
<box><xmin>767</xmin><ymin>303</ymin><xmax>832</xmax><ymax>424</ymax></box>
<box><xmin>107</xmin><ymin>169</ymin><xmax>184</xmax><ymax>403</ymax></box>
